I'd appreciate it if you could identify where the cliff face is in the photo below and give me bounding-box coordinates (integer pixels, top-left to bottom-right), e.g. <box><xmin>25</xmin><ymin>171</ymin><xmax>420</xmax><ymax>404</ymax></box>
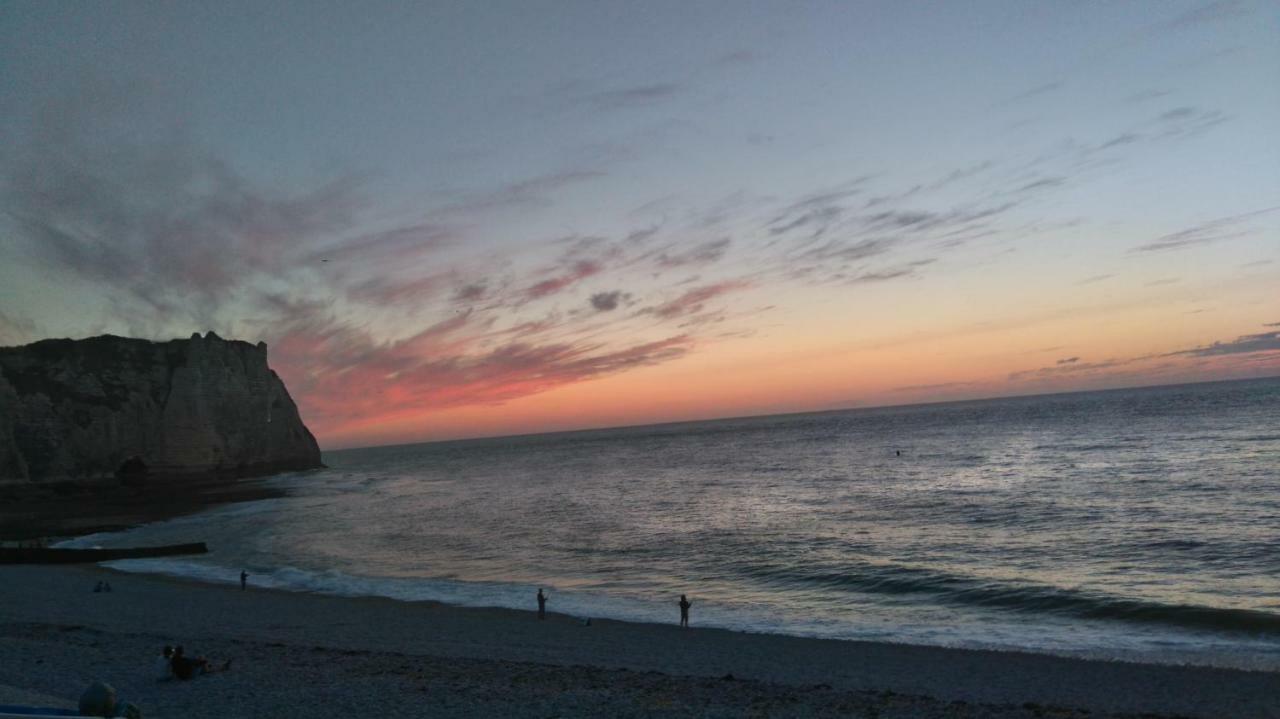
<box><xmin>0</xmin><ymin>332</ymin><xmax>322</xmax><ymax>483</ymax></box>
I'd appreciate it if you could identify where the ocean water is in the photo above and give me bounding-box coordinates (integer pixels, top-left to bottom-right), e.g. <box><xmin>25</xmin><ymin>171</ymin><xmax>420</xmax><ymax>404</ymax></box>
<box><xmin>64</xmin><ymin>378</ymin><xmax>1280</xmax><ymax>670</ymax></box>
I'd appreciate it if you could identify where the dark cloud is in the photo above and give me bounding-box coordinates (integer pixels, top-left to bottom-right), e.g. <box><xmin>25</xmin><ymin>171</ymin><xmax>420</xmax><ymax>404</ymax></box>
<box><xmin>715</xmin><ymin>50</ymin><xmax>759</xmax><ymax>66</ymax></box>
<box><xmin>1132</xmin><ymin>207</ymin><xmax>1278</xmax><ymax>252</ymax></box>
<box><xmin>624</xmin><ymin>225</ymin><xmax>662</xmax><ymax>244</ymax></box>
<box><xmin>1008</xmin><ymin>358</ymin><xmax>1128</xmax><ymax>381</ymax></box>
<box><xmin>453</xmin><ymin>283</ymin><xmax>488</xmax><ymax>303</ymax></box>
<box><xmin>1076</xmin><ymin>274</ymin><xmax>1113</xmax><ymax>285</ymax></box>
<box><xmin>1169</xmin><ymin>331</ymin><xmax>1280</xmax><ymax>357</ymax></box>
<box><xmin>769</xmin><ymin>206</ymin><xmax>844</xmax><ymax>237</ymax></box>
<box><xmin>843</xmin><ymin>268</ymin><xmax>915</xmax><ymax>284</ymax></box>
<box><xmin>590</xmin><ymin>291</ymin><xmax>625</xmax><ymax>312</ymax></box>
<box><xmin>655</xmin><ymin>238</ymin><xmax>731</xmax><ymax>268</ymax></box>
<box><xmin>1098</xmin><ymin>133</ymin><xmax>1142</xmax><ymax>149</ymax></box>
<box><xmin>1160</xmin><ymin>107</ymin><xmax>1198</xmax><ymax>121</ymax></box>
<box><xmin>1157</xmin><ymin>0</ymin><xmax>1249</xmax><ymax>30</ymax></box>
<box><xmin>1016</xmin><ymin>177</ymin><xmax>1066</xmax><ymax>193</ymax></box>
<box><xmin>766</xmin><ymin>181</ymin><xmax>874</xmax><ymax>239</ymax></box>
<box><xmin>1057</xmin><ymin>356</ymin><xmax>1080</xmax><ymax>365</ymax></box>
<box><xmin>796</xmin><ymin>238</ymin><xmax>897</xmax><ymax>264</ymax></box>
<box><xmin>645</xmin><ymin>281</ymin><xmax>750</xmax><ymax>320</ymax></box>
<box><xmin>865</xmin><ymin>210</ymin><xmax>940</xmax><ymax>228</ymax></box>
<box><xmin>928</xmin><ymin>161</ymin><xmax>995</xmax><ymax>190</ymax></box>
<box><xmin>582</xmin><ymin>83</ymin><xmax>682</xmax><ymax>111</ymax></box>
<box><xmin>523</xmin><ymin>260</ymin><xmax>603</xmax><ymax>299</ymax></box>
<box><xmin>892</xmin><ymin>381</ymin><xmax>977</xmax><ymax>393</ymax></box>
<box><xmin>1150</xmin><ymin>106</ymin><xmax>1230</xmax><ymax>140</ymax></box>
<box><xmin>1123</xmin><ymin>89</ymin><xmax>1172</xmax><ymax>104</ymax></box>
<box><xmin>997</xmin><ymin>81</ymin><xmax>1064</xmax><ymax>106</ymax></box>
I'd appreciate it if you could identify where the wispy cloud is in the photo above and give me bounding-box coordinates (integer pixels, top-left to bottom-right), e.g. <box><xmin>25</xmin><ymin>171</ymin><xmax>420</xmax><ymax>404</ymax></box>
<box><xmin>892</xmin><ymin>381</ymin><xmax>979</xmax><ymax>393</ymax></box>
<box><xmin>654</xmin><ymin>238</ymin><xmax>732</xmax><ymax>269</ymax></box>
<box><xmin>643</xmin><ymin>281</ymin><xmax>751</xmax><ymax>320</ymax></box>
<box><xmin>271</xmin><ymin>304</ymin><xmax>695</xmax><ymax>434</ymax></box>
<box><xmin>1076</xmin><ymin>274</ymin><xmax>1113</xmax><ymax>285</ymax></box>
<box><xmin>1168</xmin><ymin>331</ymin><xmax>1280</xmax><ymax>357</ymax></box>
<box><xmin>580</xmin><ymin>83</ymin><xmax>682</xmax><ymax>111</ymax></box>
<box><xmin>1132</xmin><ymin>207</ymin><xmax>1278</xmax><ymax>252</ymax></box>
<box><xmin>1156</xmin><ymin>0</ymin><xmax>1250</xmax><ymax>31</ymax></box>
<box><xmin>997</xmin><ymin>81</ymin><xmax>1064</xmax><ymax>107</ymax></box>
<box><xmin>1008</xmin><ymin>358</ymin><xmax>1130</xmax><ymax>381</ymax></box>
<box><xmin>1</xmin><ymin>85</ymin><xmax>363</xmax><ymax>316</ymax></box>
<box><xmin>524</xmin><ymin>259</ymin><xmax>604</xmax><ymax>299</ymax></box>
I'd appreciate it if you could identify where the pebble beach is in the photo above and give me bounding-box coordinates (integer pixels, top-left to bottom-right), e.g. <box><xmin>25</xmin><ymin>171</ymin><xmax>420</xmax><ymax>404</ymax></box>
<box><xmin>2</xmin><ymin>564</ymin><xmax>1276</xmax><ymax>718</ymax></box>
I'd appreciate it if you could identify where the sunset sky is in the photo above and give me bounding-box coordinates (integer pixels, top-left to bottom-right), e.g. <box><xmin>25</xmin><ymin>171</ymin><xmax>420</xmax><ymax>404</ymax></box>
<box><xmin>1</xmin><ymin>1</ymin><xmax>1277</xmax><ymax>448</ymax></box>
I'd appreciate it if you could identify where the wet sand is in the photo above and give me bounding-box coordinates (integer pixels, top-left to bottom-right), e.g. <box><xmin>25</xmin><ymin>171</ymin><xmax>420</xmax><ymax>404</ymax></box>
<box><xmin>1</xmin><ymin>564</ymin><xmax>1276</xmax><ymax>718</ymax></box>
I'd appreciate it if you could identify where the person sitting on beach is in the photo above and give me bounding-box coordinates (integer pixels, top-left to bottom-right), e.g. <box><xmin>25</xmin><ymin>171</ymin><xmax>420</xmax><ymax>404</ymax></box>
<box><xmin>170</xmin><ymin>645</ymin><xmax>231</xmax><ymax>680</ymax></box>
<box><xmin>679</xmin><ymin>594</ymin><xmax>692</xmax><ymax>628</ymax></box>
<box><xmin>537</xmin><ymin>588</ymin><xmax>547</xmax><ymax>619</ymax></box>
<box><xmin>94</xmin><ymin>581</ymin><xmax>104</xmax><ymax>593</ymax></box>
<box><xmin>156</xmin><ymin>645</ymin><xmax>175</xmax><ymax>680</ymax></box>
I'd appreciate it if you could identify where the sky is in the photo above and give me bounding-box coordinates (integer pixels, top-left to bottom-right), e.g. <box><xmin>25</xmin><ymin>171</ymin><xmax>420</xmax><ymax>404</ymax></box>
<box><xmin>1</xmin><ymin>1</ymin><xmax>1277</xmax><ymax>449</ymax></box>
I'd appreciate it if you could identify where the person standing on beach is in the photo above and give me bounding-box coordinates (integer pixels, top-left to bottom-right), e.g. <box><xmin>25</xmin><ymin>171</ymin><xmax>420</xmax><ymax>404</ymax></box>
<box><xmin>537</xmin><ymin>588</ymin><xmax>547</xmax><ymax>619</ymax></box>
<box><xmin>240</xmin><ymin>570</ymin><xmax>248</xmax><ymax>590</ymax></box>
<box><xmin>679</xmin><ymin>594</ymin><xmax>692</xmax><ymax>628</ymax></box>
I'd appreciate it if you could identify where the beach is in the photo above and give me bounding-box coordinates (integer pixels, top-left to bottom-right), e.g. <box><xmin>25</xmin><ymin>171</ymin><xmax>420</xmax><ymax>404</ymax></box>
<box><xmin>2</xmin><ymin>564</ymin><xmax>1277</xmax><ymax>718</ymax></box>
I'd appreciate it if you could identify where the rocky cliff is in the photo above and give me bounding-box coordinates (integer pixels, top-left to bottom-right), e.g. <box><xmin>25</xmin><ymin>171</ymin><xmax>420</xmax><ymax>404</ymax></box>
<box><xmin>0</xmin><ymin>332</ymin><xmax>322</xmax><ymax>483</ymax></box>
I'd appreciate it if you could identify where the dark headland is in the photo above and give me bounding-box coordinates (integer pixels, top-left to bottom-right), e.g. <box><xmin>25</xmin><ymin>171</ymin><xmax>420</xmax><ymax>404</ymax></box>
<box><xmin>0</xmin><ymin>332</ymin><xmax>322</xmax><ymax>539</ymax></box>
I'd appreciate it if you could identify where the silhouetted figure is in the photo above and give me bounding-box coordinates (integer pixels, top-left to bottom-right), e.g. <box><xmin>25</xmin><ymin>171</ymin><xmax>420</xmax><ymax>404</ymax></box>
<box><xmin>170</xmin><ymin>645</ymin><xmax>231</xmax><ymax>680</ymax></box>
<box><xmin>240</xmin><ymin>571</ymin><xmax>248</xmax><ymax>590</ymax></box>
<box><xmin>103</xmin><ymin>581</ymin><xmax>112</xmax><ymax>593</ymax></box>
<box><xmin>895</xmin><ymin>450</ymin><xmax>901</xmax><ymax>457</ymax></box>
<box><xmin>679</xmin><ymin>594</ymin><xmax>692</xmax><ymax>628</ymax></box>
<box><xmin>93</xmin><ymin>581</ymin><xmax>103</xmax><ymax>593</ymax></box>
<box><xmin>156</xmin><ymin>645</ymin><xmax>175</xmax><ymax>680</ymax></box>
<box><xmin>537</xmin><ymin>588</ymin><xmax>547</xmax><ymax>619</ymax></box>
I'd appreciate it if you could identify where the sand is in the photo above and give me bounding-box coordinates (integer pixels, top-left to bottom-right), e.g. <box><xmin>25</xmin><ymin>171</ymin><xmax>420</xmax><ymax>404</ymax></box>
<box><xmin>1</xmin><ymin>564</ymin><xmax>1276</xmax><ymax>718</ymax></box>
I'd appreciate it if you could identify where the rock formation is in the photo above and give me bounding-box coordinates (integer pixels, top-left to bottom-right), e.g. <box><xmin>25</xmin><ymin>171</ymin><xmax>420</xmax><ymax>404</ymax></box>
<box><xmin>0</xmin><ymin>332</ymin><xmax>322</xmax><ymax>483</ymax></box>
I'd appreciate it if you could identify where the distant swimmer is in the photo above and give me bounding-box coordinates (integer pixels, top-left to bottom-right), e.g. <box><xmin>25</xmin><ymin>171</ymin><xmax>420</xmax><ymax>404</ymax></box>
<box><xmin>537</xmin><ymin>588</ymin><xmax>547</xmax><ymax>620</ymax></box>
<box><xmin>679</xmin><ymin>594</ymin><xmax>692</xmax><ymax>628</ymax></box>
<box><xmin>895</xmin><ymin>450</ymin><xmax>901</xmax><ymax>457</ymax></box>
<box><xmin>240</xmin><ymin>570</ymin><xmax>248</xmax><ymax>591</ymax></box>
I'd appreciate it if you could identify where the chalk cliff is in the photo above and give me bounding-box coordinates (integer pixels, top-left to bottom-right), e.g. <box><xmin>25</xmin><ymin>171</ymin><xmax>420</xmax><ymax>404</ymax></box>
<box><xmin>0</xmin><ymin>332</ymin><xmax>321</xmax><ymax>482</ymax></box>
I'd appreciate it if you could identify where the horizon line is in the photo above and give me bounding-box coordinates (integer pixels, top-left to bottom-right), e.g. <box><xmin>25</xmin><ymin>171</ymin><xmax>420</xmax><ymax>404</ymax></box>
<box><xmin>321</xmin><ymin>373</ymin><xmax>1279</xmax><ymax>453</ymax></box>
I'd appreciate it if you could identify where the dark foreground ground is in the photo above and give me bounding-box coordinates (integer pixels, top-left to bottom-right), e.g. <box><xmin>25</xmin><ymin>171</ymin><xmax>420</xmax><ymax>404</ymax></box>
<box><xmin>1</xmin><ymin>565</ymin><xmax>1276</xmax><ymax>718</ymax></box>
<box><xmin>0</xmin><ymin>476</ymin><xmax>286</xmax><ymax>541</ymax></box>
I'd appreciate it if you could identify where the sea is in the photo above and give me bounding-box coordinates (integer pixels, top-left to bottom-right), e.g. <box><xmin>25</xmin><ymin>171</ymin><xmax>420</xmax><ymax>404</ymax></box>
<box><xmin>62</xmin><ymin>377</ymin><xmax>1280</xmax><ymax>670</ymax></box>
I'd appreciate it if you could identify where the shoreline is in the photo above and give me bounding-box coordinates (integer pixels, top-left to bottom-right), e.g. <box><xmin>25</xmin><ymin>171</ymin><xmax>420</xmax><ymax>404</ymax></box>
<box><xmin>2</xmin><ymin>564</ymin><xmax>1277</xmax><ymax>718</ymax></box>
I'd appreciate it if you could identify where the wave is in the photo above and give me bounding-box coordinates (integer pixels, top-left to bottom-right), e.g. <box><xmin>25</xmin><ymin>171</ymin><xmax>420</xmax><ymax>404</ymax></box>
<box><xmin>732</xmin><ymin>559</ymin><xmax>1280</xmax><ymax>635</ymax></box>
